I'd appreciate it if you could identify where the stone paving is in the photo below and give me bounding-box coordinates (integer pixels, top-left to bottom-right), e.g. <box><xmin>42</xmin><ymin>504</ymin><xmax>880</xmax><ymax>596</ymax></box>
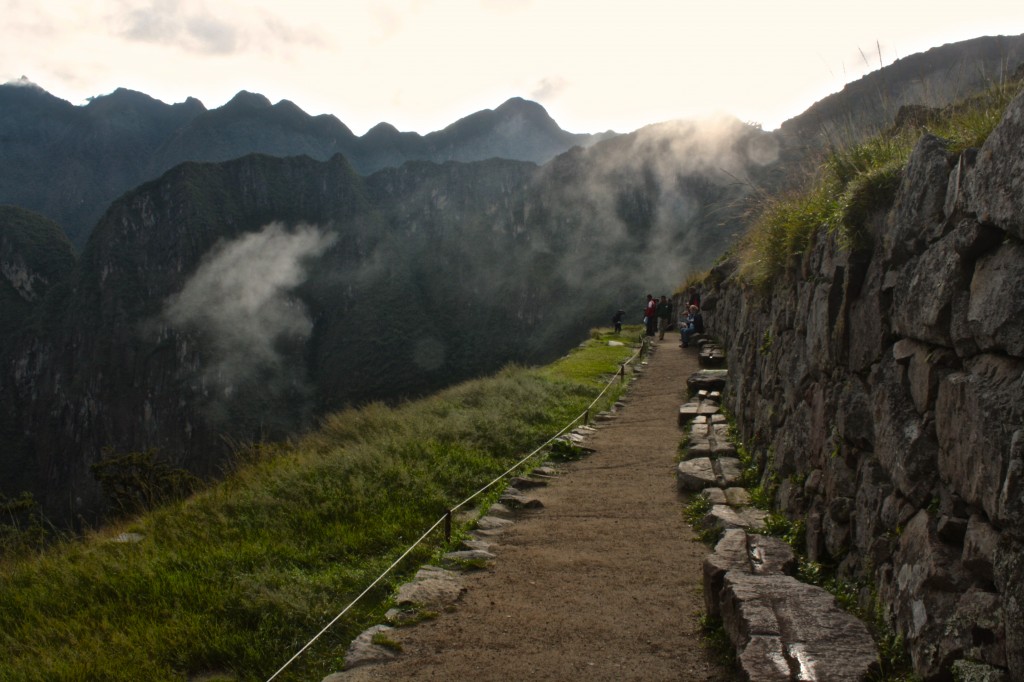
<box><xmin>679</xmin><ymin>340</ymin><xmax>880</xmax><ymax>681</ymax></box>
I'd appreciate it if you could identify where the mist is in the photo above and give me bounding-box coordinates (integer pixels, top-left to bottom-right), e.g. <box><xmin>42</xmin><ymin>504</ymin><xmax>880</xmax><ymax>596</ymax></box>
<box><xmin>163</xmin><ymin>222</ymin><xmax>337</xmax><ymax>393</ymax></box>
<box><xmin>538</xmin><ymin>114</ymin><xmax>780</xmax><ymax>300</ymax></box>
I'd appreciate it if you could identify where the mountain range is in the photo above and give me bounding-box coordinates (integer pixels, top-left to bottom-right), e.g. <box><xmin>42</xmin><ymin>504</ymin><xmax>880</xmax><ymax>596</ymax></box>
<box><xmin>2</xmin><ymin>33</ymin><xmax>1023</xmax><ymax>525</ymax></box>
<box><xmin>0</xmin><ymin>85</ymin><xmax>614</xmax><ymax>249</ymax></box>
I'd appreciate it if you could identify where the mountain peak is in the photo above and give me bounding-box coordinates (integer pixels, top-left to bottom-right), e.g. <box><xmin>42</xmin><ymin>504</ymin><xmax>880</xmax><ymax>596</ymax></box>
<box><xmin>222</xmin><ymin>91</ymin><xmax>273</xmax><ymax>112</ymax></box>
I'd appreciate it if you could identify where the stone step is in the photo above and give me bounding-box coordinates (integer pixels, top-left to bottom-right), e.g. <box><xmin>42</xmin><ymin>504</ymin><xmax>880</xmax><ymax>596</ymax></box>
<box><xmin>676</xmin><ymin>456</ymin><xmax>743</xmax><ymax>491</ymax></box>
<box><xmin>687</xmin><ymin>369</ymin><xmax>729</xmax><ymax>393</ymax></box>
<box><xmin>702</xmin><ymin>529</ymin><xmax>879</xmax><ymax>681</ymax></box>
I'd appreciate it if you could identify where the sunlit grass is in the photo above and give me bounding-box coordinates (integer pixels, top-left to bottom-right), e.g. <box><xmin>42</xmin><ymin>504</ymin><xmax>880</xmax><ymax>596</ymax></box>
<box><xmin>733</xmin><ymin>78</ymin><xmax>1020</xmax><ymax>291</ymax></box>
<box><xmin>0</xmin><ymin>331</ymin><xmax>639</xmax><ymax>681</ymax></box>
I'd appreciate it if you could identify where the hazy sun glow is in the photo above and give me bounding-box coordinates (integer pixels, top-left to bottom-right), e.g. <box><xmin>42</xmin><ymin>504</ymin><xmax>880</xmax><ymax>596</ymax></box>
<box><xmin>3</xmin><ymin>0</ymin><xmax>1024</xmax><ymax>134</ymax></box>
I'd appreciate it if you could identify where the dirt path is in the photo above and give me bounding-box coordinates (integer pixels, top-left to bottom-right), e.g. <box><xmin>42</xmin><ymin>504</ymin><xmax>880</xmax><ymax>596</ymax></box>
<box><xmin>341</xmin><ymin>337</ymin><xmax>734</xmax><ymax>681</ymax></box>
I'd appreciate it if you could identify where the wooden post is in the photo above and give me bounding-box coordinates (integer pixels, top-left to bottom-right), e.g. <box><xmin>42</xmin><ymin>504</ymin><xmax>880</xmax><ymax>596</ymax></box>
<box><xmin>444</xmin><ymin>510</ymin><xmax>452</xmax><ymax>543</ymax></box>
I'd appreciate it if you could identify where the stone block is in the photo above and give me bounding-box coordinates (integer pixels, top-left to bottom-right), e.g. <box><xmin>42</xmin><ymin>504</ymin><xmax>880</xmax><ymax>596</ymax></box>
<box><xmin>937</xmin><ymin>355</ymin><xmax>1024</xmax><ymax>520</ymax></box>
<box><xmin>994</xmin><ymin>537</ymin><xmax>1024</xmax><ymax>680</ymax></box>
<box><xmin>998</xmin><ymin>430</ymin><xmax>1024</xmax><ymax>526</ymax></box>
<box><xmin>890</xmin><ymin>230</ymin><xmax>965</xmax><ymax>348</ymax></box>
<box><xmin>965</xmin><ymin>88</ymin><xmax>1024</xmax><ymax>241</ymax></box>
<box><xmin>394</xmin><ymin>566</ymin><xmax>466</xmax><ymax>609</ymax></box>
<box><xmin>342</xmin><ymin>624</ymin><xmax>400</xmax><ymax>670</ymax></box>
<box><xmin>678</xmin><ymin>402</ymin><xmax>719</xmax><ymax>425</ymax></box>
<box><xmin>703</xmin><ymin>528</ymin><xmax>748</xmax><ymax>617</ymax></box>
<box><xmin>702</xmin><ymin>487</ymin><xmax>727</xmax><ymax>505</ymax></box>
<box><xmin>882</xmin><ymin>133</ymin><xmax>953</xmax><ymax>266</ymax></box>
<box><xmin>968</xmin><ymin>240</ymin><xmax>1024</xmax><ymax>357</ymax></box>
<box><xmin>721</xmin><ymin>573</ymin><xmax>878</xmax><ymax>682</ymax></box>
<box><xmin>499</xmin><ymin>488</ymin><xmax>543</xmax><ymax>510</ymax></box>
<box><xmin>687</xmin><ymin>369</ymin><xmax>729</xmax><ymax>393</ymax></box>
<box><xmin>677</xmin><ymin>457</ymin><xmax>717</xmax><ymax>491</ymax></box>
<box><xmin>747</xmin><ymin>534</ymin><xmax>796</xmax><ymax>576</ymax></box>
<box><xmin>737</xmin><ymin>635</ymin><xmax>792</xmax><ymax>681</ymax></box>
<box><xmin>884</xmin><ymin>510</ymin><xmax>970</xmax><ymax>678</ymax></box>
<box><xmin>724</xmin><ymin>487</ymin><xmax>751</xmax><ymax>507</ymax></box>
<box><xmin>962</xmin><ymin>514</ymin><xmax>999</xmax><ymax>583</ymax></box>
<box><xmin>871</xmin><ymin>354</ymin><xmax>939</xmax><ymax>505</ymax></box>
<box><xmin>940</xmin><ymin>588</ymin><xmax>1007</xmax><ymax>670</ymax></box>
<box><xmin>716</xmin><ymin>457</ymin><xmax>744</xmax><ymax>487</ymax></box>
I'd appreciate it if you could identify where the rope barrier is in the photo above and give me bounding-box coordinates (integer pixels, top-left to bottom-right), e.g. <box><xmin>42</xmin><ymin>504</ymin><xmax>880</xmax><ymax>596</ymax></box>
<box><xmin>266</xmin><ymin>341</ymin><xmax>645</xmax><ymax>681</ymax></box>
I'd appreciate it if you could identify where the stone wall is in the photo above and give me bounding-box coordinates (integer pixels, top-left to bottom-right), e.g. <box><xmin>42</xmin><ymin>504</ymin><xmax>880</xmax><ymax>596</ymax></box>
<box><xmin>698</xmin><ymin>89</ymin><xmax>1024</xmax><ymax>680</ymax></box>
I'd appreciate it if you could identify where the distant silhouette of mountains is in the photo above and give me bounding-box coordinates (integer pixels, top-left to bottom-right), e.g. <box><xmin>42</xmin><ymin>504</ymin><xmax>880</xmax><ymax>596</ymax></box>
<box><xmin>0</xmin><ymin>84</ymin><xmax>614</xmax><ymax>248</ymax></box>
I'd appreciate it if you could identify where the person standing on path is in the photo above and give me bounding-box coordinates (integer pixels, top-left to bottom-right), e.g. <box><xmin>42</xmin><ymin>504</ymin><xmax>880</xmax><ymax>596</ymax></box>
<box><xmin>656</xmin><ymin>295</ymin><xmax>673</xmax><ymax>340</ymax></box>
<box><xmin>643</xmin><ymin>294</ymin><xmax>657</xmax><ymax>337</ymax></box>
<box><xmin>612</xmin><ymin>309</ymin><xmax>625</xmax><ymax>334</ymax></box>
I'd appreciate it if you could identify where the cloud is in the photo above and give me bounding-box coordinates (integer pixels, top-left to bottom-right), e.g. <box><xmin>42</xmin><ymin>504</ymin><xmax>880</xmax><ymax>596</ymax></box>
<box><xmin>163</xmin><ymin>222</ymin><xmax>337</xmax><ymax>392</ymax></box>
<box><xmin>531</xmin><ymin>76</ymin><xmax>568</xmax><ymax>101</ymax></box>
<box><xmin>119</xmin><ymin>0</ymin><xmax>241</xmax><ymax>54</ymax></box>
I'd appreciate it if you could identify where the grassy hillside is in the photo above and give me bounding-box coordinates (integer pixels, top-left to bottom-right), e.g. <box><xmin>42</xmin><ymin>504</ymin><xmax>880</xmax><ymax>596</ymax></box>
<box><xmin>0</xmin><ymin>328</ymin><xmax>642</xmax><ymax>681</ymax></box>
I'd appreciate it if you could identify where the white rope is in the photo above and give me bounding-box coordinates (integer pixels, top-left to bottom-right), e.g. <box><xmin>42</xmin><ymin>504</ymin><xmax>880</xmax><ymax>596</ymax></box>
<box><xmin>266</xmin><ymin>342</ymin><xmax>644</xmax><ymax>681</ymax></box>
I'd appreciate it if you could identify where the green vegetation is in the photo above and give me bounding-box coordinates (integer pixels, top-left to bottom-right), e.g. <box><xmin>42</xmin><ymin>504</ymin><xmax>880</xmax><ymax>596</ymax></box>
<box><xmin>735</xmin><ymin>78</ymin><xmax>1021</xmax><ymax>290</ymax></box>
<box><xmin>0</xmin><ymin>332</ymin><xmax>639</xmax><ymax>681</ymax></box>
<box><xmin>697</xmin><ymin>613</ymin><xmax>738</xmax><ymax>671</ymax></box>
<box><xmin>797</xmin><ymin>561</ymin><xmax>917</xmax><ymax>681</ymax></box>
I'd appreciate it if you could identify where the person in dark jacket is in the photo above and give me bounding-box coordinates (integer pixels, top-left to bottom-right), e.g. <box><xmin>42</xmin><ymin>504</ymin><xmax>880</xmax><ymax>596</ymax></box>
<box><xmin>612</xmin><ymin>309</ymin><xmax>625</xmax><ymax>334</ymax></box>
<box><xmin>656</xmin><ymin>295</ymin><xmax>673</xmax><ymax>340</ymax></box>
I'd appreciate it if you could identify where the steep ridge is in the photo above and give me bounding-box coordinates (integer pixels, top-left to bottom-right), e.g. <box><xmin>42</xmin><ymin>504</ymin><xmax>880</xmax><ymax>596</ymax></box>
<box><xmin>700</xmin><ymin>87</ymin><xmax>1024</xmax><ymax>680</ymax></box>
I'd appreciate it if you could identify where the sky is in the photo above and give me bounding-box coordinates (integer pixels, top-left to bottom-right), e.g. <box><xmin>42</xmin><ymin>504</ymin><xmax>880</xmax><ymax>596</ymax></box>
<box><xmin>3</xmin><ymin>0</ymin><xmax>1024</xmax><ymax>136</ymax></box>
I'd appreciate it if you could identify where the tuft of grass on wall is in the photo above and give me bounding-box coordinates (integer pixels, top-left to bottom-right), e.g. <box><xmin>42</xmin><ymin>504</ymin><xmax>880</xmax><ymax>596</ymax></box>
<box><xmin>733</xmin><ymin>79</ymin><xmax>1021</xmax><ymax>290</ymax></box>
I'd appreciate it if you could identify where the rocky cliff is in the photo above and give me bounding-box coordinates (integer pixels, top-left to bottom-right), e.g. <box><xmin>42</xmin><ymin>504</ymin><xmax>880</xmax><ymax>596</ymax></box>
<box><xmin>701</xmin><ymin>88</ymin><xmax>1024</xmax><ymax>679</ymax></box>
<box><xmin>1</xmin><ymin>115</ymin><xmax>776</xmax><ymax>525</ymax></box>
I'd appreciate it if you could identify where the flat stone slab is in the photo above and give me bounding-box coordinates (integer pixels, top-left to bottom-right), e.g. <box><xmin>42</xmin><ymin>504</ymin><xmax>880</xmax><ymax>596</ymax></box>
<box><xmin>677</xmin><ymin>457</ymin><xmax>717</xmax><ymax>491</ymax></box>
<box><xmin>724</xmin><ymin>487</ymin><xmax>751</xmax><ymax>506</ymax></box>
<box><xmin>509</xmin><ymin>475</ymin><xmax>548</xmax><ymax>489</ymax></box>
<box><xmin>702</xmin><ymin>487</ymin><xmax>728</xmax><ymax>505</ymax></box>
<box><xmin>341</xmin><ymin>624</ymin><xmax>400</xmax><ymax>670</ymax></box>
<box><xmin>688</xmin><ymin>441</ymin><xmax>737</xmax><ymax>457</ymax></box>
<box><xmin>499</xmin><ymin>488</ymin><xmax>544</xmax><ymax>510</ymax></box>
<box><xmin>700</xmin><ymin>505</ymin><xmax>768</xmax><ymax>533</ymax></box>
<box><xmin>703</xmin><ymin>529</ymin><xmax>750</xmax><ymax>617</ymax></box>
<box><xmin>679</xmin><ymin>402</ymin><xmax>720</xmax><ymax>425</ymax></box>
<box><xmin>442</xmin><ymin>549</ymin><xmax>496</xmax><ymax>568</ymax></box>
<box><xmin>716</xmin><ymin>457</ymin><xmax>744</xmax><ymax>486</ymax></box>
<box><xmin>485</xmin><ymin>502</ymin><xmax>515</xmax><ymax>518</ymax></box>
<box><xmin>677</xmin><ymin>457</ymin><xmax>745</xmax><ymax>491</ymax></box>
<box><xmin>720</xmin><ymin>572</ymin><xmax>879</xmax><ymax>682</ymax></box>
<box><xmin>474</xmin><ymin>515</ymin><xmax>514</xmax><ymax>535</ymax></box>
<box><xmin>460</xmin><ymin>538</ymin><xmax>492</xmax><ymax>552</ymax></box>
<box><xmin>394</xmin><ymin>566</ymin><xmax>466</xmax><ymax>609</ymax></box>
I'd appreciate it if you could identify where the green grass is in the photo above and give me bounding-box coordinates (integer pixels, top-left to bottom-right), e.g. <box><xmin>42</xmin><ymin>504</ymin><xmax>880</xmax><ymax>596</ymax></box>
<box><xmin>0</xmin><ymin>331</ymin><xmax>640</xmax><ymax>681</ymax></box>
